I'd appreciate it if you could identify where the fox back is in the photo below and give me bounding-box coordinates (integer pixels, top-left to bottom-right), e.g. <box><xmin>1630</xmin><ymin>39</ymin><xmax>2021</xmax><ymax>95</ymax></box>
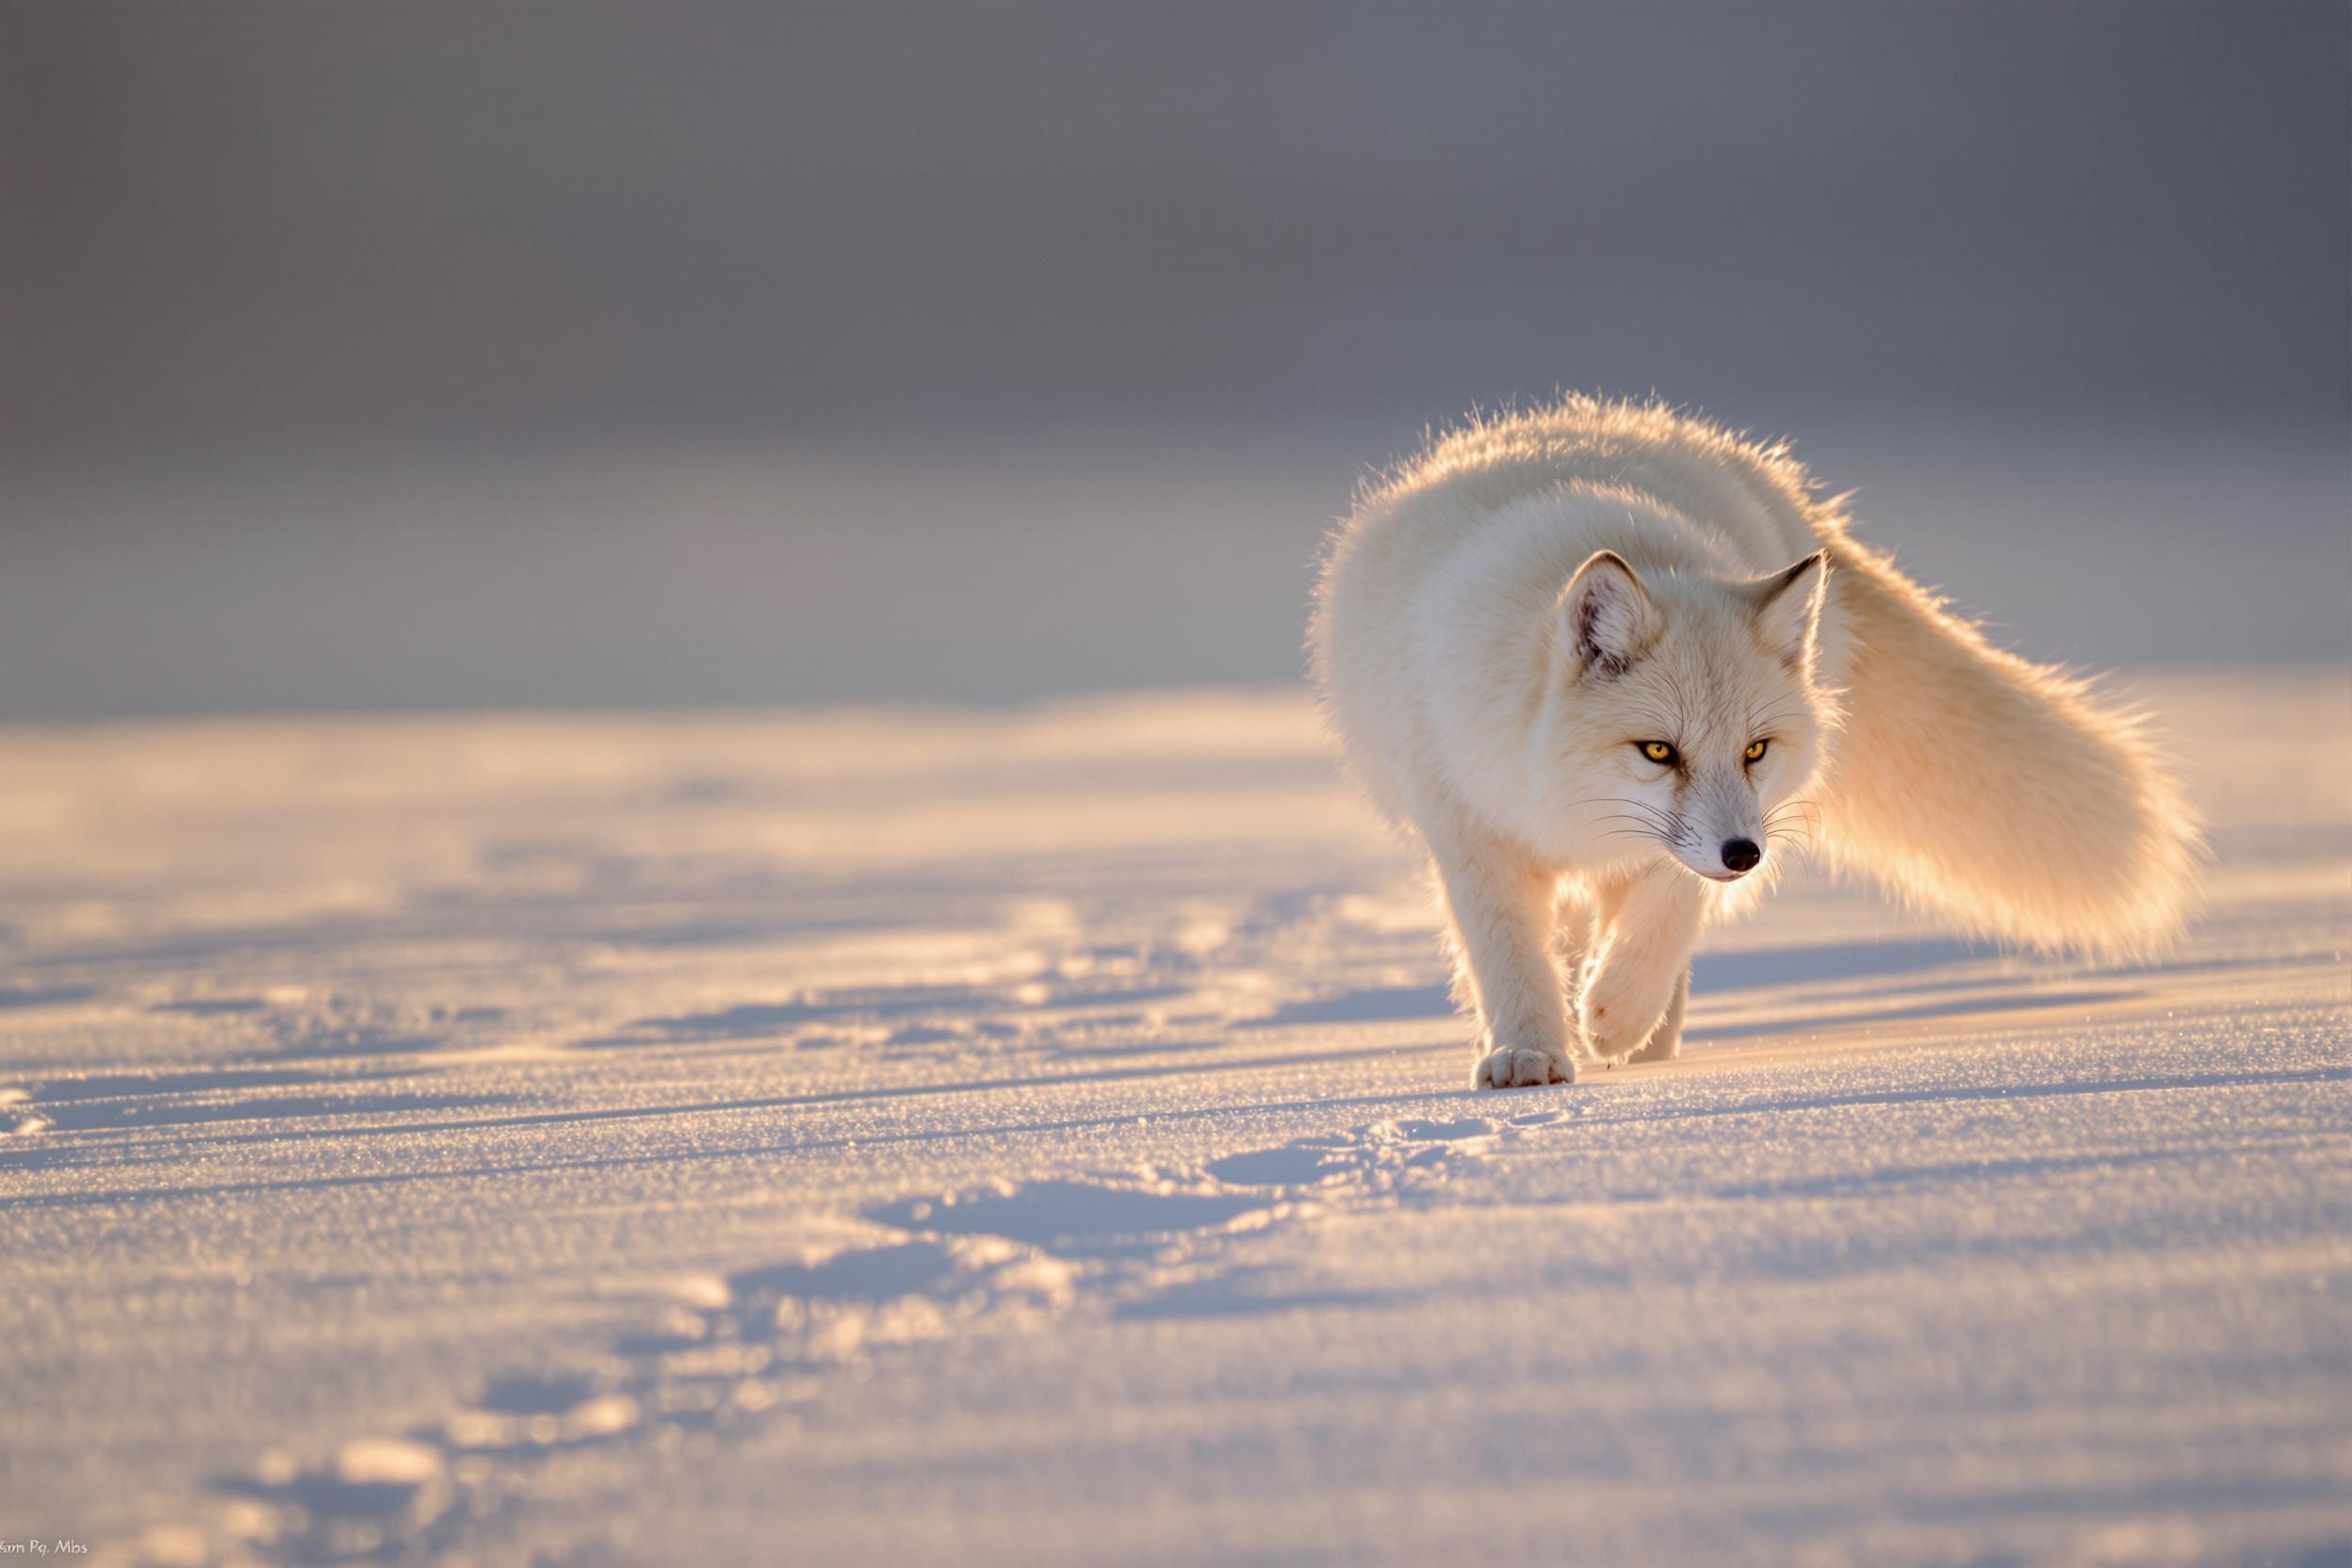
<box><xmin>1312</xmin><ymin>397</ymin><xmax>2199</xmax><ymax>965</ymax></box>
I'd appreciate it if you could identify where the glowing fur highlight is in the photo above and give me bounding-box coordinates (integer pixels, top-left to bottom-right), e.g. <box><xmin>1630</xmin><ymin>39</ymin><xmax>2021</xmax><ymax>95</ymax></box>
<box><xmin>1310</xmin><ymin>397</ymin><xmax>2200</xmax><ymax>1087</ymax></box>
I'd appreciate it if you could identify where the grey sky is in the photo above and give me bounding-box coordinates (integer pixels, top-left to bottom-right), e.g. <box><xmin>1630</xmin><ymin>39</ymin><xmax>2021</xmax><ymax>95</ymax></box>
<box><xmin>0</xmin><ymin>4</ymin><xmax>2341</xmax><ymax>719</ymax></box>
<box><xmin>6</xmin><ymin>2</ymin><xmax>2343</xmax><ymax>447</ymax></box>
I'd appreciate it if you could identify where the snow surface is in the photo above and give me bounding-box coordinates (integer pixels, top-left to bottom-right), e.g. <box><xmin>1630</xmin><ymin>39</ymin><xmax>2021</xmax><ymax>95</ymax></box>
<box><xmin>1</xmin><ymin>669</ymin><xmax>2344</xmax><ymax>1566</ymax></box>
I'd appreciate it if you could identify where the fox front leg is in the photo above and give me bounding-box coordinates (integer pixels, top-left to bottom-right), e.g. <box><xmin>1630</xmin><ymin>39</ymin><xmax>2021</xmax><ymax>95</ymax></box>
<box><xmin>1579</xmin><ymin>868</ymin><xmax>1705</xmax><ymax>1065</ymax></box>
<box><xmin>1426</xmin><ymin>827</ymin><xmax>1576</xmax><ymax>1088</ymax></box>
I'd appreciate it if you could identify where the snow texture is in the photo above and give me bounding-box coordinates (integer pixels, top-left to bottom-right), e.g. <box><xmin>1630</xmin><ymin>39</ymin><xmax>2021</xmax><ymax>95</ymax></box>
<box><xmin>0</xmin><ymin>670</ymin><xmax>2344</xmax><ymax>1566</ymax></box>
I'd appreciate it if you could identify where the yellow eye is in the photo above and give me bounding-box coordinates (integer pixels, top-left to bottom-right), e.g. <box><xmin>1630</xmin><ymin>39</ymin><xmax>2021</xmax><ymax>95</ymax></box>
<box><xmin>1744</xmin><ymin>739</ymin><xmax>1770</xmax><ymax>762</ymax></box>
<box><xmin>1640</xmin><ymin>741</ymin><xmax>1676</xmax><ymax>764</ymax></box>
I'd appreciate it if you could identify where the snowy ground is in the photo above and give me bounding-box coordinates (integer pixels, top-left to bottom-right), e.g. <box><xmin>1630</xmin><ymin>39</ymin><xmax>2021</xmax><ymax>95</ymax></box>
<box><xmin>2</xmin><ymin>668</ymin><xmax>2344</xmax><ymax>1566</ymax></box>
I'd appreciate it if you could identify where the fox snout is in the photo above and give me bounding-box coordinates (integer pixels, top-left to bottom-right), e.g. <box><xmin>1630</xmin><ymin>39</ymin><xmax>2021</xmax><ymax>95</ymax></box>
<box><xmin>1690</xmin><ymin>836</ymin><xmax>1760</xmax><ymax>881</ymax></box>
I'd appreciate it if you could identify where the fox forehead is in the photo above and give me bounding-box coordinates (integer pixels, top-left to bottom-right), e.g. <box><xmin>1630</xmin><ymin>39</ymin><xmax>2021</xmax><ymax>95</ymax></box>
<box><xmin>1589</xmin><ymin>604</ymin><xmax>1818</xmax><ymax>747</ymax></box>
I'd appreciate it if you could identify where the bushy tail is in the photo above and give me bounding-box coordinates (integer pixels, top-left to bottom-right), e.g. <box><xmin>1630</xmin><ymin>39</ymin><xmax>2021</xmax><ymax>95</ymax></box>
<box><xmin>1811</xmin><ymin>524</ymin><xmax>2202</xmax><ymax>960</ymax></box>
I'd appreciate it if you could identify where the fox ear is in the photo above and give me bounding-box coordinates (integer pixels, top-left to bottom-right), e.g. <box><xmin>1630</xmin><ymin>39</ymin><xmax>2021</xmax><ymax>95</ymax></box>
<box><xmin>1744</xmin><ymin>551</ymin><xmax>1828</xmax><ymax>673</ymax></box>
<box><xmin>1558</xmin><ymin>550</ymin><xmax>1657</xmax><ymax>678</ymax></box>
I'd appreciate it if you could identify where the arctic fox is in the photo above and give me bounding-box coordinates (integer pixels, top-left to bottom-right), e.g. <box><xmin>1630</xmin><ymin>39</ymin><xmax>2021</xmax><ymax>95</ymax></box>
<box><xmin>1309</xmin><ymin>398</ymin><xmax>2198</xmax><ymax>1088</ymax></box>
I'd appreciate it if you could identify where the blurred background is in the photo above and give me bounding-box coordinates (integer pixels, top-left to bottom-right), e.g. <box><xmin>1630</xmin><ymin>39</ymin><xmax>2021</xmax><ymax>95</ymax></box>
<box><xmin>3</xmin><ymin>1</ymin><xmax>2343</xmax><ymax>721</ymax></box>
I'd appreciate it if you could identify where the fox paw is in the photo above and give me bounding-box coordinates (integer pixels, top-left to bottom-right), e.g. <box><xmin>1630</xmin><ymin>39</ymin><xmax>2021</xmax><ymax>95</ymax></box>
<box><xmin>1579</xmin><ymin>1004</ymin><xmax>1657</xmax><ymax>1068</ymax></box>
<box><xmin>1573</xmin><ymin>1029</ymin><xmax>1630</xmax><ymax>1070</ymax></box>
<box><xmin>1627</xmin><ymin>1030</ymin><xmax>1680</xmax><ymax>1065</ymax></box>
<box><xmin>1473</xmin><ymin>1046</ymin><xmax>1576</xmax><ymax>1089</ymax></box>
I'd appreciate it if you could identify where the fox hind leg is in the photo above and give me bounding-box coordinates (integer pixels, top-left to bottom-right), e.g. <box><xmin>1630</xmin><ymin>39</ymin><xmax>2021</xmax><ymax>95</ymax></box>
<box><xmin>1579</xmin><ymin>868</ymin><xmax>1704</xmax><ymax>1065</ymax></box>
<box><xmin>1554</xmin><ymin>884</ymin><xmax>1596</xmax><ymax>1002</ymax></box>
<box><xmin>1627</xmin><ymin>968</ymin><xmax>1689</xmax><ymax>1064</ymax></box>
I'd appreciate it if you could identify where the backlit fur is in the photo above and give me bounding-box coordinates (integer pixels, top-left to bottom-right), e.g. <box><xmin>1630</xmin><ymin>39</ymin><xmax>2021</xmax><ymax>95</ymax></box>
<box><xmin>1309</xmin><ymin>397</ymin><xmax>2201</xmax><ymax>1087</ymax></box>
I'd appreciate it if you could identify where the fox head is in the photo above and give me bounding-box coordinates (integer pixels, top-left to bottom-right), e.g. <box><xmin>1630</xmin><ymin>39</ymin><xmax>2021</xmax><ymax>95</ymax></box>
<box><xmin>1539</xmin><ymin>548</ymin><xmax>1833</xmax><ymax>884</ymax></box>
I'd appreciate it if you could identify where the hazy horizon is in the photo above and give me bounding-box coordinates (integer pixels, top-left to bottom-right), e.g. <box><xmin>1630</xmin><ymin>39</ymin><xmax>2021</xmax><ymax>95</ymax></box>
<box><xmin>3</xmin><ymin>3</ymin><xmax>2342</xmax><ymax>719</ymax></box>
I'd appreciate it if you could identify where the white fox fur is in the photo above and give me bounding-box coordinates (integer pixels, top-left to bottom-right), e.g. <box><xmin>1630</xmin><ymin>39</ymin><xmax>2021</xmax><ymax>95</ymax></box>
<box><xmin>1309</xmin><ymin>397</ymin><xmax>2199</xmax><ymax>1088</ymax></box>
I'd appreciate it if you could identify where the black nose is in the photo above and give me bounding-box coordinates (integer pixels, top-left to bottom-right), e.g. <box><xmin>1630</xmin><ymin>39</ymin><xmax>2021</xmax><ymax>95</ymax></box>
<box><xmin>1720</xmin><ymin>839</ymin><xmax>1761</xmax><ymax>874</ymax></box>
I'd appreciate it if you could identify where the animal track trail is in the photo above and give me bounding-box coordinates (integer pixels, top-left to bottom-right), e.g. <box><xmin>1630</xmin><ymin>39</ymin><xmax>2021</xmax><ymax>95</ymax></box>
<box><xmin>188</xmin><ymin>1238</ymin><xmax>1059</xmax><ymax>1563</ymax></box>
<box><xmin>178</xmin><ymin>1106</ymin><xmax>1561</xmax><ymax>1565</ymax></box>
<box><xmin>1201</xmin><ymin>1112</ymin><xmax>1538</xmax><ymax>1194</ymax></box>
<box><xmin>861</xmin><ymin>1108</ymin><xmax>1557</xmax><ymax>1325</ymax></box>
<box><xmin>868</xmin><ymin>1180</ymin><xmax>1280</xmax><ymax>1258</ymax></box>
